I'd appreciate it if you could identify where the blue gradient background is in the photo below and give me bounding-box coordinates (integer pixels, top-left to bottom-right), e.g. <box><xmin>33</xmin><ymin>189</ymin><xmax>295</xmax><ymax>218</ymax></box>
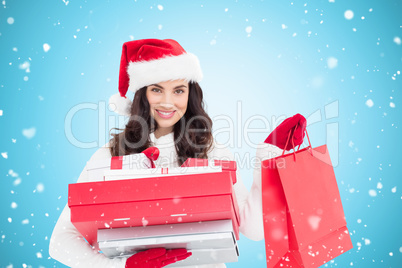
<box><xmin>1</xmin><ymin>0</ymin><xmax>401</xmax><ymax>267</ymax></box>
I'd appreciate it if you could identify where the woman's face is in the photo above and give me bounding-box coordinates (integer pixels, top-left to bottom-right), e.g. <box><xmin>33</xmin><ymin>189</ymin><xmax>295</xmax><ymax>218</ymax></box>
<box><xmin>146</xmin><ymin>79</ymin><xmax>189</xmax><ymax>136</ymax></box>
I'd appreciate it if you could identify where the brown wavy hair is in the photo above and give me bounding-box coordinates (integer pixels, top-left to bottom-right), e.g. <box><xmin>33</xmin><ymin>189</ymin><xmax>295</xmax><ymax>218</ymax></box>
<box><xmin>109</xmin><ymin>82</ymin><xmax>213</xmax><ymax>166</ymax></box>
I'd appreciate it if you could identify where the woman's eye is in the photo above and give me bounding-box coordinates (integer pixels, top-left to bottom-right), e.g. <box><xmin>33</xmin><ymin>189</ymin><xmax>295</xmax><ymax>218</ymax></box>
<box><xmin>175</xmin><ymin>89</ymin><xmax>184</xmax><ymax>94</ymax></box>
<box><xmin>151</xmin><ymin>88</ymin><xmax>161</xmax><ymax>93</ymax></box>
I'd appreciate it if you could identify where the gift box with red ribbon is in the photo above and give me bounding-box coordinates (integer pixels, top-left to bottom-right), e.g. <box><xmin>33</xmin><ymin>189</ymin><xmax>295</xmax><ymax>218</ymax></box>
<box><xmin>68</xmin><ymin>158</ymin><xmax>240</xmax><ymax>248</ymax></box>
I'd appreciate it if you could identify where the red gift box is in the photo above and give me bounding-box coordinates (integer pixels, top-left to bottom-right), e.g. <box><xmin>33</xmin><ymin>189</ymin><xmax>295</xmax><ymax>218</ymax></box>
<box><xmin>68</xmin><ymin>172</ymin><xmax>240</xmax><ymax>248</ymax></box>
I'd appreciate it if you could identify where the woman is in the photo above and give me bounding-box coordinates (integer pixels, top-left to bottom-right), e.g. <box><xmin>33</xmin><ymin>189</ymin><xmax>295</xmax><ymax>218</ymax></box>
<box><xmin>49</xmin><ymin>39</ymin><xmax>282</xmax><ymax>268</ymax></box>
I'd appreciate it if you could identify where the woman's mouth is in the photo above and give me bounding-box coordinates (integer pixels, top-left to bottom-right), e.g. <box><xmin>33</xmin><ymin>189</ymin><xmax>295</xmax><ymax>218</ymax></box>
<box><xmin>156</xmin><ymin>109</ymin><xmax>176</xmax><ymax>119</ymax></box>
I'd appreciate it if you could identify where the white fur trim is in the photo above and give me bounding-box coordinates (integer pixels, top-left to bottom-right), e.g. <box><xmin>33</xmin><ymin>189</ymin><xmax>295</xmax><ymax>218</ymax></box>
<box><xmin>109</xmin><ymin>93</ymin><xmax>132</xmax><ymax>116</ymax></box>
<box><xmin>127</xmin><ymin>53</ymin><xmax>203</xmax><ymax>92</ymax></box>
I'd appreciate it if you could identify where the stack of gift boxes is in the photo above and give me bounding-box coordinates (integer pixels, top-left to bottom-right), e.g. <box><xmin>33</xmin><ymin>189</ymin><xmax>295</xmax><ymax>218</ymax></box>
<box><xmin>68</xmin><ymin>155</ymin><xmax>240</xmax><ymax>267</ymax></box>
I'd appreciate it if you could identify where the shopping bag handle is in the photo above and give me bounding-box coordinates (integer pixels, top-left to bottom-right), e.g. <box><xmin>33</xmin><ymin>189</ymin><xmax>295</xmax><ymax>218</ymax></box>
<box><xmin>282</xmin><ymin>126</ymin><xmax>313</xmax><ymax>161</ymax></box>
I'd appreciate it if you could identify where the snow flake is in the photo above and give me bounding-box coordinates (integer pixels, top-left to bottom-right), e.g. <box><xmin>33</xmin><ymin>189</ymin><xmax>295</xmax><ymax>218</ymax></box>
<box><xmin>364</xmin><ymin>238</ymin><xmax>371</xmax><ymax>245</ymax></box>
<box><xmin>22</xmin><ymin>127</ymin><xmax>36</xmax><ymax>139</ymax></box>
<box><xmin>391</xmin><ymin>186</ymin><xmax>397</xmax><ymax>193</ymax></box>
<box><xmin>36</xmin><ymin>183</ymin><xmax>44</xmax><ymax>193</ymax></box>
<box><xmin>7</xmin><ymin>217</ymin><xmax>12</xmax><ymax>223</ymax></box>
<box><xmin>327</xmin><ymin>57</ymin><xmax>338</xmax><ymax>69</ymax></box>
<box><xmin>36</xmin><ymin>252</ymin><xmax>42</xmax><ymax>258</ymax></box>
<box><xmin>349</xmin><ymin>188</ymin><xmax>355</xmax><ymax>193</ymax></box>
<box><xmin>22</xmin><ymin>219</ymin><xmax>29</xmax><ymax>224</ymax></box>
<box><xmin>389</xmin><ymin>252</ymin><xmax>393</xmax><ymax>256</ymax></box>
<box><xmin>104</xmin><ymin>223</ymin><xmax>110</xmax><ymax>228</ymax></box>
<box><xmin>7</xmin><ymin>17</ymin><xmax>14</xmax><ymax>24</ymax></box>
<box><xmin>399</xmin><ymin>247</ymin><xmax>402</xmax><ymax>253</ymax></box>
<box><xmin>0</xmin><ymin>110</ymin><xmax>3</xmax><ymax>116</ymax></box>
<box><xmin>344</xmin><ymin>10</ymin><xmax>354</xmax><ymax>20</ymax></box>
<box><xmin>43</xmin><ymin>43</ymin><xmax>51</xmax><ymax>52</ymax></box>
<box><xmin>365</xmin><ymin>99</ymin><xmax>374</xmax><ymax>108</ymax></box>
<box><xmin>377</xmin><ymin>182</ymin><xmax>383</xmax><ymax>189</ymax></box>
<box><xmin>11</xmin><ymin>202</ymin><xmax>17</xmax><ymax>209</ymax></box>
<box><xmin>158</xmin><ymin>24</ymin><xmax>162</xmax><ymax>30</ymax></box>
<box><xmin>1</xmin><ymin>152</ymin><xmax>7</xmax><ymax>159</ymax></box>
<box><xmin>357</xmin><ymin>219</ymin><xmax>362</xmax><ymax>223</ymax></box>
<box><xmin>210</xmin><ymin>39</ymin><xmax>216</xmax><ymax>45</ymax></box>
<box><xmin>142</xmin><ymin>217</ymin><xmax>149</xmax><ymax>227</ymax></box>
<box><xmin>394</xmin><ymin>37</ymin><xmax>401</xmax><ymax>45</ymax></box>
<box><xmin>19</xmin><ymin>61</ymin><xmax>30</xmax><ymax>73</ymax></box>
<box><xmin>308</xmin><ymin>215</ymin><xmax>321</xmax><ymax>231</ymax></box>
<box><xmin>224</xmin><ymin>8</ymin><xmax>228</xmax><ymax>12</ymax></box>
<box><xmin>368</xmin><ymin>190</ymin><xmax>377</xmax><ymax>197</ymax></box>
<box><xmin>245</xmin><ymin>26</ymin><xmax>252</xmax><ymax>34</ymax></box>
<box><xmin>390</xmin><ymin>102</ymin><xmax>395</xmax><ymax>108</ymax></box>
<box><xmin>281</xmin><ymin>24</ymin><xmax>288</xmax><ymax>29</ymax></box>
<box><xmin>157</xmin><ymin>5</ymin><xmax>163</xmax><ymax>11</ymax></box>
<box><xmin>329</xmin><ymin>0</ymin><xmax>335</xmax><ymax>3</ymax></box>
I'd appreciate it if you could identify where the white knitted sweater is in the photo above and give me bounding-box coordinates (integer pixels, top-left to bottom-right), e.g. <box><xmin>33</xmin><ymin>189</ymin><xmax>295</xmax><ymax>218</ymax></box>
<box><xmin>49</xmin><ymin>132</ymin><xmax>281</xmax><ymax>268</ymax></box>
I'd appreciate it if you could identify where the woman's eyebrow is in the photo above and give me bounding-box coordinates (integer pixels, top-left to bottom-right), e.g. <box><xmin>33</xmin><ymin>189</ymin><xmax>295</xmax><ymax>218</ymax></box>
<box><xmin>173</xmin><ymin>85</ymin><xmax>188</xmax><ymax>89</ymax></box>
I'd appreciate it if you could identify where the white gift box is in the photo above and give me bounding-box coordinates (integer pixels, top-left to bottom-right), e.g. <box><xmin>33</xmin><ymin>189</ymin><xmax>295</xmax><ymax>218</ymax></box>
<box><xmin>98</xmin><ymin>220</ymin><xmax>239</xmax><ymax>266</ymax></box>
<box><xmin>103</xmin><ymin>165</ymin><xmax>222</xmax><ymax>181</ymax></box>
<box><xmin>86</xmin><ymin>153</ymin><xmax>152</xmax><ymax>181</ymax></box>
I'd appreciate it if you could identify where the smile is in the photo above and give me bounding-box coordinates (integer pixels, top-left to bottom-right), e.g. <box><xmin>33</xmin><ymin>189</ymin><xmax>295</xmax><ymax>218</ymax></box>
<box><xmin>156</xmin><ymin>109</ymin><xmax>176</xmax><ymax>119</ymax></box>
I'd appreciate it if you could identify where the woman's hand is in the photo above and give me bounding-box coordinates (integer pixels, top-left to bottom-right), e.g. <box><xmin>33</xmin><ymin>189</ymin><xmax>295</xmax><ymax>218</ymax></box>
<box><xmin>264</xmin><ymin>113</ymin><xmax>307</xmax><ymax>151</ymax></box>
<box><xmin>125</xmin><ymin>248</ymin><xmax>192</xmax><ymax>268</ymax></box>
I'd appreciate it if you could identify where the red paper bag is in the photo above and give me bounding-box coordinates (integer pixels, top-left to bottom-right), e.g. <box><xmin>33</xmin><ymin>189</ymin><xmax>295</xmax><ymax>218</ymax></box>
<box><xmin>262</xmin><ymin>132</ymin><xmax>352</xmax><ymax>267</ymax></box>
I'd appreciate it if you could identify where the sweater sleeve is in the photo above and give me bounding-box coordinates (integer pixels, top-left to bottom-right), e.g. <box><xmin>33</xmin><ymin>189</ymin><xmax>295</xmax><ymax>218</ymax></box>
<box><xmin>208</xmin><ymin>141</ymin><xmax>283</xmax><ymax>241</ymax></box>
<box><xmin>48</xmin><ymin>146</ymin><xmax>127</xmax><ymax>268</ymax></box>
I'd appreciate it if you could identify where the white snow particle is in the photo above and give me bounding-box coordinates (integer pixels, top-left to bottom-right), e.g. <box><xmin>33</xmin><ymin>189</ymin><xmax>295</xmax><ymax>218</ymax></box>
<box><xmin>7</xmin><ymin>17</ymin><xmax>14</xmax><ymax>24</ymax></box>
<box><xmin>364</xmin><ymin>238</ymin><xmax>371</xmax><ymax>245</ymax></box>
<box><xmin>349</xmin><ymin>188</ymin><xmax>355</xmax><ymax>193</ymax></box>
<box><xmin>142</xmin><ymin>217</ymin><xmax>149</xmax><ymax>227</ymax></box>
<box><xmin>281</xmin><ymin>24</ymin><xmax>288</xmax><ymax>29</ymax></box>
<box><xmin>19</xmin><ymin>61</ymin><xmax>30</xmax><ymax>72</ymax></box>
<box><xmin>13</xmin><ymin>178</ymin><xmax>21</xmax><ymax>186</ymax></box>
<box><xmin>389</xmin><ymin>252</ymin><xmax>393</xmax><ymax>256</ymax></box>
<box><xmin>43</xmin><ymin>43</ymin><xmax>51</xmax><ymax>52</ymax></box>
<box><xmin>36</xmin><ymin>252</ymin><xmax>43</xmax><ymax>258</ymax></box>
<box><xmin>399</xmin><ymin>247</ymin><xmax>402</xmax><ymax>253</ymax></box>
<box><xmin>357</xmin><ymin>219</ymin><xmax>362</xmax><ymax>223</ymax></box>
<box><xmin>157</xmin><ymin>5</ymin><xmax>163</xmax><ymax>11</ymax></box>
<box><xmin>225</xmin><ymin>8</ymin><xmax>228</xmax><ymax>12</ymax></box>
<box><xmin>308</xmin><ymin>215</ymin><xmax>321</xmax><ymax>230</ymax></box>
<box><xmin>36</xmin><ymin>183</ymin><xmax>44</xmax><ymax>193</ymax></box>
<box><xmin>377</xmin><ymin>182</ymin><xmax>383</xmax><ymax>189</ymax></box>
<box><xmin>394</xmin><ymin>37</ymin><xmax>401</xmax><ymax>45</ymax></box>
<box><xmin>0</xmin><ymin>109</ymin><xmax>3</xmax><ymax>116</ymax></box>
<box><xmin>22</xmin><ymin>219</ymin><xmax>29</xmax><ymax>224</ymax></box>
<box><xmin>348</xmin><ymin>141</ymin><xmax>354</xmax><ymax>148</ymax></box>
<box><xmin>368</xmin><ymin>189</ymin><xmax>377</xmax><ymax>197</ymax></box>
<box><xmin>1</xmin><ymin>152</ymin><xmax>7</xmax><ymax>159</ymax></box>
<box><xmin>23</xmin><ymin>76</ymin><xmax>29</xmax><ymax>81</ymax></box>
<box><xmin>8</xmin><ymin>217</ymin><xmax>12</xmax><ymax>223</ymax></box>
<box><xmin>327</xmin><ymin>57</ymin><xmax>338</xmax><ymax>69</ymax></box>
<box><xmin>11</xmin><ymin>202</ymin><xmax>17</xmax><ymax>209</ymax></box>
<box><xmin>365</xmin><ymin>99</ymin><xmax>374</xmax><ymax>108</ymax></box>
<box><xmin>391</xmin><ymin>186</ymin><xmax>397</xmax><ymax>193</ymax></box>
<box><xmin>390</xmin><ymin>102</ymin><xmax>395</xmax><ymax>108</ymax></box>
<box><xmin>329</xmin><ymin>0</ymin><xmax>335</xmax><ymax>2</ymax></box>
<box><xmin>210</xmin><ymin>39</ymin><xmax>217</xmax><ymax>45</ymax></box>
<box><xmin>245</xmin><ymin>26</ymin><xmax>252</xmax><ymax>34</ymax></box>
<box><xmin>157</xmin><ymin>24</ymin><xmax>162</xmax><ymax>30</ymax></box>
<box><xmin>9</xmin><ymin>169</ymin><xmax>18</xmax><ymax>177</ymax></box>
<box><xmin>22</xmin><ymin>127</ymin><xmax>36</xmax><ymax>139</ymax></box>
<box><xmin>344</xmin><ymin>10</ymin><xmax>354</xmax><ymax>20</ymax></box>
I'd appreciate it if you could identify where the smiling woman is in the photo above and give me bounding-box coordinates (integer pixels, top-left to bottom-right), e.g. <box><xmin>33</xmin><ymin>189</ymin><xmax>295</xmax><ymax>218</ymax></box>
<box><xmin>146</xmin><ymin>80</ymin><xmax>189</xmax><ymax>138</ymax></box>
<box><xmin>49</xmin><ymin>38</ymin><xmax>279</xmax><ymax>268</ymax></box>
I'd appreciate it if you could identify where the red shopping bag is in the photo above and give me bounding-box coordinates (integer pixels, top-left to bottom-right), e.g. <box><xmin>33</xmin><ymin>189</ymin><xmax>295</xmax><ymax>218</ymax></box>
<box><xmin>262</xmin><ymin>130</ymin><xmax>352</xmax><ymax>268</ymax></box>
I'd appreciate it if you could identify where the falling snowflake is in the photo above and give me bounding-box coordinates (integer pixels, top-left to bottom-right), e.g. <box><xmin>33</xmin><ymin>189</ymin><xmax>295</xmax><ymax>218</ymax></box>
<box><xmin>344</xmin><ymin>10</ymin><xmax>354</xmax><ymax>20</ymax></box>
<box><xmin>327</xmin><ymin>57</ymin><xmax>338</xmax><ymax>69</ymax></box>
<box><xmin>365</xmin><ymin>99</ymin><xmax>374</xmax><ymax>108</ymax></box>
<box><xmin>43</xmin><ymin>43</ymin><xmax>51</xmax><ymax>52</ymax></box>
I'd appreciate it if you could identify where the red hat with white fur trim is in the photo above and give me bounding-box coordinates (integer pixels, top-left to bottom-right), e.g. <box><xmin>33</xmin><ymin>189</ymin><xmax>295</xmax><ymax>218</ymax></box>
<box><xmin>109</xmin><ymin>39</ymin><xmax>203</xmax><ymax>116</ymax></box>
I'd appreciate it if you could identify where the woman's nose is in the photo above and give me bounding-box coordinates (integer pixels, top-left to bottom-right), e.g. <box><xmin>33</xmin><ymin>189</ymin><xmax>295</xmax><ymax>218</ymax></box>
<box><xmin>160</xmin><ymin>93</ymin><xmax>174</xmax><ymax>108</ymax></box>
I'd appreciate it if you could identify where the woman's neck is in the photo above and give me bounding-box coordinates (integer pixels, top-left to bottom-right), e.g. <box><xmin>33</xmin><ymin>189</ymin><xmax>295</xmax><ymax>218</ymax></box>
<box><xmin>154</xmin><ymin>127</ymin><xmax>173</xmax><ymax>139</ymax></box>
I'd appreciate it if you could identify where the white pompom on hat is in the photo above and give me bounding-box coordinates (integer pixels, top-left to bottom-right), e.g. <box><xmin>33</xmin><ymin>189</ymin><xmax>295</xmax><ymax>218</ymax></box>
<box><xmin>109</xmin><ymin>39</ymin><xmax>203</xmax><ymax>116</ymax></box>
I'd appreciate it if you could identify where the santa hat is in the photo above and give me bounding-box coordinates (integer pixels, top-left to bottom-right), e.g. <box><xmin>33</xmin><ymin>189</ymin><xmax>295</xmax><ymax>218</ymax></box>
<box><xmin>109</xmin><ymin>39</ymin><xmax>203</xmax><ymax>116</ymax></box>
